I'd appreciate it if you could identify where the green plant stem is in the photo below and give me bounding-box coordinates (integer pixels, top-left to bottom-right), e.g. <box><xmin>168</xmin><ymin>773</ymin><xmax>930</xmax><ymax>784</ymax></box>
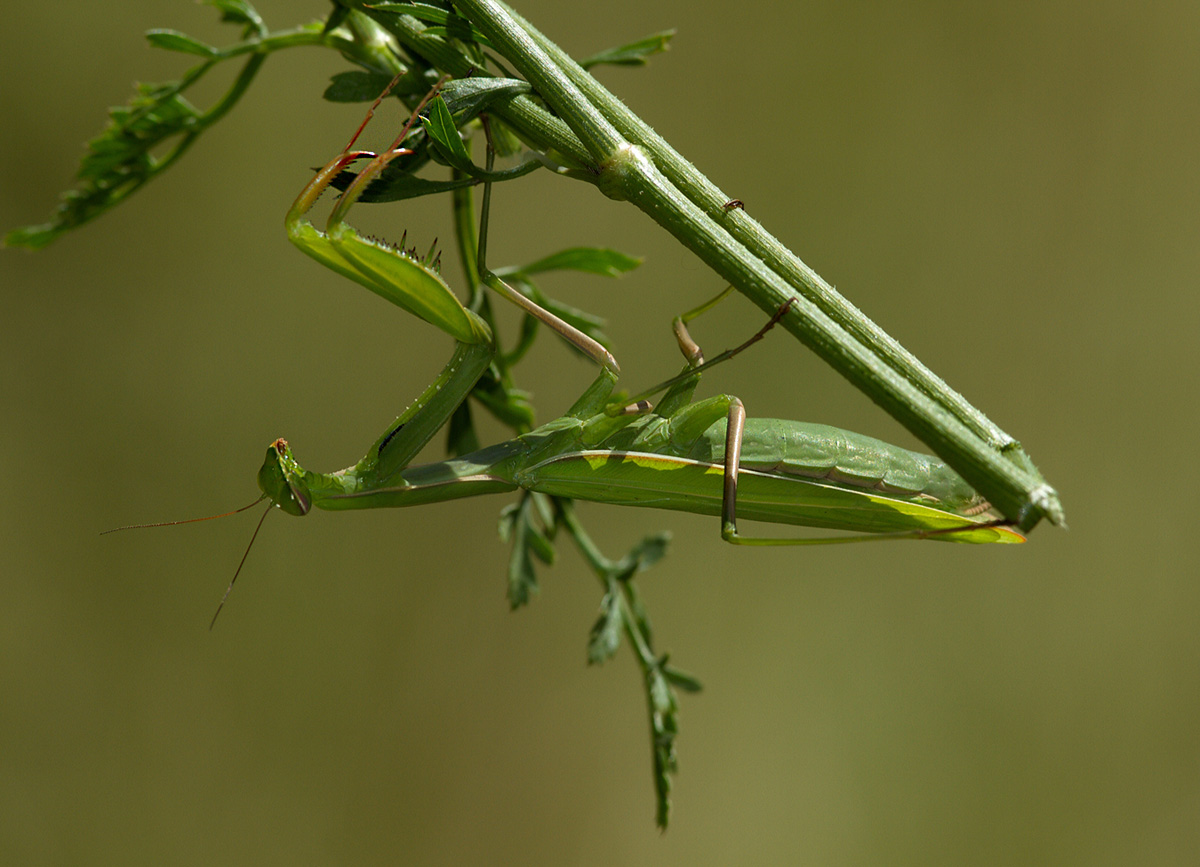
<box><xmin>493</xmin><ymin>1</ymin><xmax>1019</xmax><ymax>460</ymax></box>
<box><xmin>433</xmin><ymin>0</ymin><xmax>1060</xmax><ymax>530</ymax></box>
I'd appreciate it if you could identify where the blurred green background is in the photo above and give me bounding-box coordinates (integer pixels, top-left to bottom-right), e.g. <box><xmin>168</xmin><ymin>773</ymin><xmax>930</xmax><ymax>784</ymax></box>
<box><xmin>2</xmin><ymin>1</ymin><xmax>1196</xmax><ymax>863</ymax></box>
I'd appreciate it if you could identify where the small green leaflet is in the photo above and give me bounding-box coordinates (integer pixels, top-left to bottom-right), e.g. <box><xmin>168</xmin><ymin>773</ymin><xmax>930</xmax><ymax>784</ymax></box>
<box><xmin>647</xmin><ymin>663</ymin><xmax>681</xmax><ymax>827</ymax></box>
<box><xmin>204</xmin><ymin>0</ymin><xmax>265</xmax><ymax>36</ymax></box>
<box><xmin>587</xmin><ymin>582</ymin><xmax>623</xmax><ymax>664</ymax></box>
<box><xmin>499</xmin><ymin>493</ymin><xmax>557</xmax><ymax>609</ymax></box>
<box><xmin>587</xmin><ymin>531</ymin><xmax>673</xmax><ymax>665</ymax></box>
<box><xmin>146</xmin><ymin>30</ymin><xmax>218</xmax><ymax>58</ymax></box>
<box><xmin>369</xmin><ymin>2</ymin><xmax>489</xmax><ymax>45</ymax></box>
<box><xmin>505</xmin><ymin>247</ymin><xmax>643</xmax><ymax>279</ymax></box>
<box><xmin>420</xmin><ymin>96</ymin><xmax>473</xmax><ymax>172</ymax></box>
<box><xmin>323</xmin><ymin>70</ymin><xmax>430</xmax><ymax>103</ymax></box>
<box><xmin>580</xmin><ymin>30</ymin><xmax>675</xmax><ymax>69</ymax></box>
<box><xmin>613</xmin><ymin>532</ymin><xmax>671</xmax><ymax>578</ymax></box>
<box><xmin>350</xmin><ymin>171</ymin><xmax>478</xmax><ymax>204</ymax></box>
<box><xmin>439</xmin><ymin>78</ymin><xmax>532</xmax><ymax>121</ymax></box>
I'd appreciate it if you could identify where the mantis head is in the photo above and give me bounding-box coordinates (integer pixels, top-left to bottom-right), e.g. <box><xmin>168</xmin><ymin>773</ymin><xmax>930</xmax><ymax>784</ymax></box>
<box><xmin>258</xmin><ymin>439</ymin><xmax>312</xmax><ymax>517</ymax></box>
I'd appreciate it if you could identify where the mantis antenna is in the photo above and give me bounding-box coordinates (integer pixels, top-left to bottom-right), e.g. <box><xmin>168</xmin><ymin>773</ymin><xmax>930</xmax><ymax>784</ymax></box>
<box><xmin>101</xmin><ymin>494</ymin><xmax>272</xmax><ymax>629</ymax></box>
<box><xmin>208</xmin><ymin>502</ymin><xmax>272</xmax><ymax>630</ymax></box>
<box><xmin>100</xmin><ymin>494</ymin><xmax>267</xmax><ymax>533</ymax></box>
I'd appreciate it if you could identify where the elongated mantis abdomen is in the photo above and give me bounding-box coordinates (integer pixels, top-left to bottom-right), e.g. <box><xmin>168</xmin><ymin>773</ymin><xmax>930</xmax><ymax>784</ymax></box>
<box><xmin>693</xmin><ymin>419</ymin><xmax>993</xmax><ymax>513</ymax></box>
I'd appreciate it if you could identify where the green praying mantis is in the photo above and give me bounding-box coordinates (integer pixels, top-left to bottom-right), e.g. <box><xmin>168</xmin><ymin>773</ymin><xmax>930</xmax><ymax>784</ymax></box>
<box><xmin>253</xmin><ymin>80</ymin><xmax>1022</xmax><ymax>569</ymax></box>
<box><xmin>5</xmin><ymin>4</ymin><xmax>1052</xmax><ymax>828</ymax></box>
<box><xmin>90</xmin><ymin>67</ymin><xmax>1024</xmax><ymax>831</ymax></box>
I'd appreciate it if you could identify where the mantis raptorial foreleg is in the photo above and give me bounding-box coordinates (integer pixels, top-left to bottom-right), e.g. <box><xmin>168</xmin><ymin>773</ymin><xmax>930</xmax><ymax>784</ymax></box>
<box><xmin>276</xmin><ymin>76</ymin><xmax>624</xmax><ymax>489</ymax></box>
<box><xmin>287</xmin><ymin>76</ymin><xmax>615</xmax><ymax>367</ymax></box>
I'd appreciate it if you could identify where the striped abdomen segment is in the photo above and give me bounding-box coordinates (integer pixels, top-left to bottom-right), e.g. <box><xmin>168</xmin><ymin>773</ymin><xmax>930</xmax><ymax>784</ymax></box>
<box><xmin>688</xmin><ymin>419</ymin><xmax>992</xmax><ymax>517</ymax></box>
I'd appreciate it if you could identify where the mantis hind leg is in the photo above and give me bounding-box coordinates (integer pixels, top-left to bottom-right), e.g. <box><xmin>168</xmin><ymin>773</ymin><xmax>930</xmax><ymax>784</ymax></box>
<box><xmin>672</xmin><ymin>286</ymin><xmax>793</xmax><ymax>371</ymax></box>
<box><xmin>620</xmin><ymin>288</ymin><xmax>797</xmax><ymax>417</ymax></box>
